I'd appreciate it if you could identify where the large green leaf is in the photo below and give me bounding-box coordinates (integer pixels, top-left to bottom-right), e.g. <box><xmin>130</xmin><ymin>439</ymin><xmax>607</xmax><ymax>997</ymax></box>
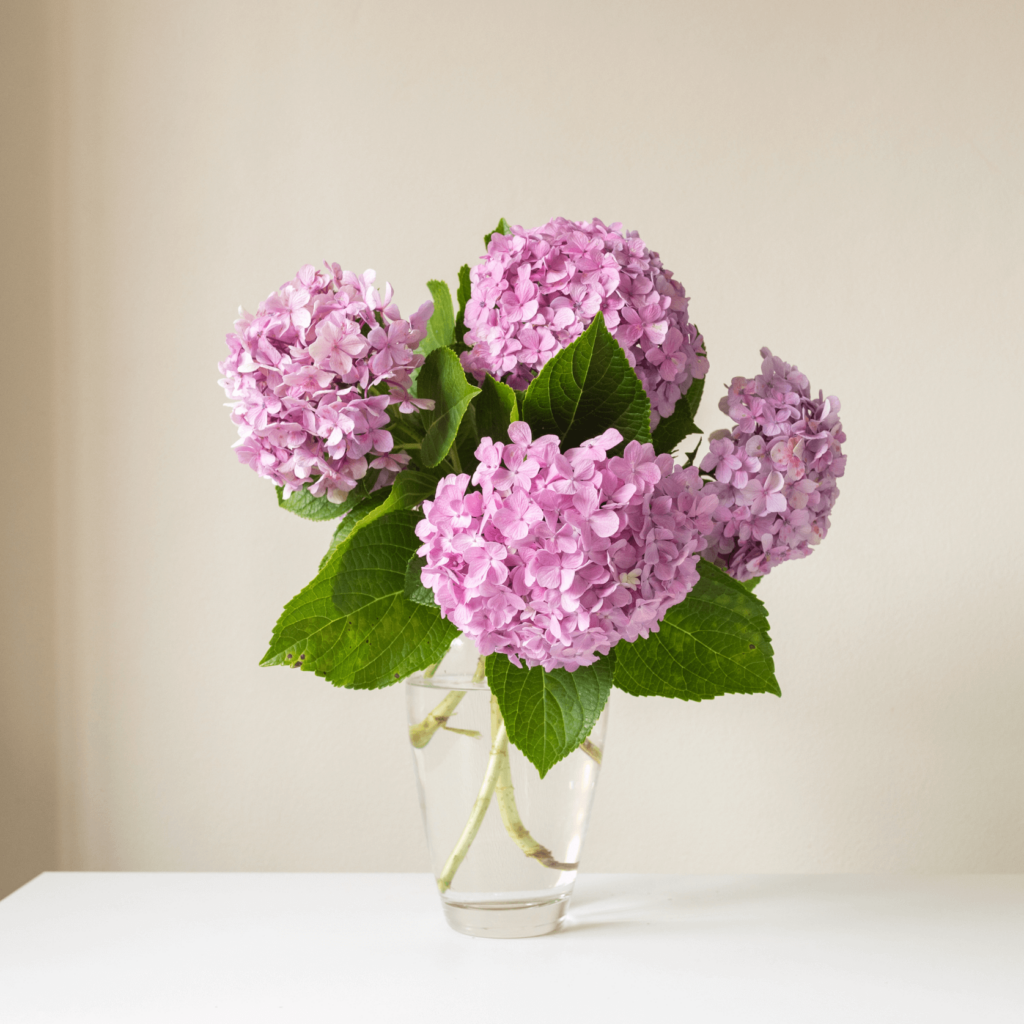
<box><xmin>474</xmin><ymin>373</ymin><xmax>518</xmax><ymax>443</ymax></box>
<box><xmin>275</xmin><ymin>485</ymin><xmax>349</xmax><ymax>521</ymax></box>
<box><xmin>417</xmin><ymin>348</ymin><xmax>481</xmax><ymax>469</ymax></box>
<box><xmin>419</xmin><ymin>280</ymin><xmax>455</xmax><ymax>356</ymax></box>
<box><xmin>613</xmin><ymin>560</ymin><xmax>779</xmax><ymax>701</ymax></box>
<box><xmin>318</xmin><ymin>488</ymin><xmax>392</xmax><ymax>569</ymax></box>
<box><xmin>306</xmin><ymin>468</ymin><xmax>437</xmax><ymax>571</ymax></box>
<box><xmin>261</xmin><ymin>510</ymin><xmax>458</xmax><ymax>689</ymax></box>
<box><xmin>403</xmin><ymin>554</ymin><xmax>436</xmax><ymax>607</ymax></box>
<box><xmin>521</xmin><ymin>312</ymin><xmax>651</xmax><ymax>453</ymax></box>
<box><xmin>486</xmin><ymin>652</ymin><xmax>614</xmax><ymax>777</ymax></box>
<box><xmin>333</xmin><ymin>469</ymin><xmax>441</xmax><ymax>546</ymax></box>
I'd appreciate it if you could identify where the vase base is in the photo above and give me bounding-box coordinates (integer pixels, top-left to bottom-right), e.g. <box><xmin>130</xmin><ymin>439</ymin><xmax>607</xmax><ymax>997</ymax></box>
<box><xmin>441</xmin><ymin>892</ymin><xmax>570</xmax><ymax>939</ymax></box>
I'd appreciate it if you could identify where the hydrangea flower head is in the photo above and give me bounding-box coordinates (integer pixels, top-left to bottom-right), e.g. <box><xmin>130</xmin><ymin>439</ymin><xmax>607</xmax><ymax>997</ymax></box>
<box><xmin>415</xmin><ymin>423</ymin><xmax>718</xmax><ymax>671</ymax></box>
<box><xmin>460</xmin><ymin>218</ymin><xmax>708</xmax><ymax>429</ymax></box>
<box><xmin>219</xmin><ymin>264</ymin><xmax>433</xmax><ymax>501</ymax></box>
<box><xmin>702</xmin><ymin>348</ymin><xmax>846</xmax><ymax>581</ymax></box>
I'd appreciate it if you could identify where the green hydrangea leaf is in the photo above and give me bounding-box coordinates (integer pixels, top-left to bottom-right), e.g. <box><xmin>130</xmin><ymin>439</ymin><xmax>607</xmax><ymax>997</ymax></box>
<box><xmin>420</xmin><ymin>280</ymin><xmax>455</xmax><ymax>356</ymax></box>
<box><xmin>651</xmin><ymin>390</ymin><xmax>701</xmax><ymax>455</ymax></box>
<box><xmin>484</xmin><ymin>217</ymin><xmax>511</xmax><ymax>248</ymax></box>
<box><xmin>417</xmin><ymin>348</ymin><xmax>481</xmax><ymax>469</ymax></box>
<box><xmin>262</xmin><ymin>510</ymin><xmax>458</xmax><ymax>689</ymax></box>
<box><xmin>454</xmin><ymin>264</ymin><xmax>472</xmax><ymax>346</ymax></box>
<box><xmin>486</xmin><ymin>652</ymin><xmax>614</xmax><ymax>777</ymax></box>
<box><xmin>318</xmin><ymin>488</ymin><xmax>392</xmax><ymax>569</ymax></box>
<box><xmin>682</xmin><ymin>438</ymin><xmax>702</xmax><ymax>467</ymax></box>
<box><xmin>335</xmin><ymin>469</ymin><xmax>442</xmax><ymax>546</ymax></box>
<box><xmin>613</xmin><ymin>559</ymin><xmax>779</xmax><ymax>701</ymax></box>
<box><xmin>453</xmin><ymin>399</ymin><xmax>480</xmax><ymax>476</ymax></box>
<box><xmin>683</xmin><ymin>374</ymin><xmax>705</xmax><ymax>420</ymax></box>
<box><xmin>650</xmin><ymin>357</ymin><xmax>707</xmax><ymax>455</ymax></box>
<box><xmin>457</xmin><ymin>264</ymin><xmax>472</xmax><ymax>310</ymax></box>
<box><xmin>403</xmin><ymin>554</ymin><xmax>436</xmax><ymax>607</ymax></box>
<box><xmin>521</xmin><ymin>312</ymin><xmax>651</xmax><ymax>453</ymax></box>
<box><xmin>275</xmin><ymin>485</ymin><xmax>349</xmax><ymax>521</ymax></box>
<box><xmin>475</xmin><ymin>373</ymin><xmax>519</xmax><ymax>443</ymax></box>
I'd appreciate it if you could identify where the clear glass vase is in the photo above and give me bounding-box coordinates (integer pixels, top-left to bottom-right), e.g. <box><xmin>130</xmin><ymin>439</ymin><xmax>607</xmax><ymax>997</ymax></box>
<box><xmin>406</xmin><ymin>635</ymin><xmax>608</xmax><ymax>938</ymax></box>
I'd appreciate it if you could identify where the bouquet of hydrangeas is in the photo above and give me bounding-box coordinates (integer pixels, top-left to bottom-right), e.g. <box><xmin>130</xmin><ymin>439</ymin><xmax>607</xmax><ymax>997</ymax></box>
<box><xmin>219</xmin><ymin>217</ymin><xmax>845</xmax><ymax>778</ymax></box>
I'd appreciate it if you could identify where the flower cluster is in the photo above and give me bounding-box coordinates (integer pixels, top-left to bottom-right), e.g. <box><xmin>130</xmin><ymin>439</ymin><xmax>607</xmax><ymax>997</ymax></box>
<box><xmin>460</xmin><ymin>218</ymin><xmax>708</xmax><ymax>429</ymax></box>
<box><xmin>701</xmin><ymin>348</ymin><xmax>846</xmax><ymax>581</ymax></box>
<box><xmin>219</xmin><ymin>264</ymin><xmax>433</xmax><ymax>501</ymax></box>
<box><xmin>415</xmin><ymin>423</ymin><xmax>718</xmax><ymax>671</ymax></box>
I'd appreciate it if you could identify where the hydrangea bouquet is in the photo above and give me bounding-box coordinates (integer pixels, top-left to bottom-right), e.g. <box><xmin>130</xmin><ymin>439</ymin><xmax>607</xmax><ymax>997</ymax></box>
<box><xmin>219</xmin><ymin>217</ymin><xmax>846</xmax><ymax>782</ymax></box>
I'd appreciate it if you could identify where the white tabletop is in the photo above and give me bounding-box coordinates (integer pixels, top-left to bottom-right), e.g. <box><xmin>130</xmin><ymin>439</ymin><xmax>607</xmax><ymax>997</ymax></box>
<box><xmin>1</xmin><ymin>873</ymin><xmax>1021</xmax><ymax>1022</ymax></box>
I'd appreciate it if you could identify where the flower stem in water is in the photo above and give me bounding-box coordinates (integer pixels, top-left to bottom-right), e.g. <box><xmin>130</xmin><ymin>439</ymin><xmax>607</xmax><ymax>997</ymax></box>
<box><xmin>409</xmin><ymin>690</ymin><xmax>467</xmax><ymax>748</ymax></box>
<box><xmin>408</xmin><ymin>657</ymin><xmax>487</xmax><ymax>748</ymax></box>
<box><xmin>491</xmin><ymin>694</ymin><xmax>578</xmax><ymax>872</ymax></box>
<box><xmin>436</xmin><ymin>711</ymin><xmax>508</xmax><ymax>893</ymax></box>
<box><xmin>436</xmin><ymin>692</ymin><xmax>578</xmax><ymax>892</ymax></box>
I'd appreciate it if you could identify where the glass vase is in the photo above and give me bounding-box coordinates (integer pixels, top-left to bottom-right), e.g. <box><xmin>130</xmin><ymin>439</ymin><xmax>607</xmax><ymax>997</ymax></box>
<box><xmin>405</xmin><ymin>635</ymin><xmax>608</xmax><ymax>938</ymax></box>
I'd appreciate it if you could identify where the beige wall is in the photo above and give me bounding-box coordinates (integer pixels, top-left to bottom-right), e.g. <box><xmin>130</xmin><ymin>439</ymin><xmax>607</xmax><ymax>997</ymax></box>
<box><xmin>0</xmin><ymin>0</ymin><xmax>59</xmax><ymax>898</ymax></box>
<box><xmin>2</xmin><ymin>0</ymin><xmax>1022</xmax><ymax>894</ymax></box>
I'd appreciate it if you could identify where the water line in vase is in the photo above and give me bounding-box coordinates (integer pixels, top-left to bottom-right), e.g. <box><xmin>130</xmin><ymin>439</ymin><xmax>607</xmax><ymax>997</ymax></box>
<box><xmin>408</xmin><ymin>690</ymin><xmax>467</xmax><ymax>748</ymax></box>
<box><xmin>408</xmin><ymin>658</ymin><xmax>487</xmax><ymax>748</ymax></box>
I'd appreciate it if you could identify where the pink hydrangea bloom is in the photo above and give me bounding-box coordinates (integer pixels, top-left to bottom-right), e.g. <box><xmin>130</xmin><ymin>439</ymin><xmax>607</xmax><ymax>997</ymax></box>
<box><xmin>460</xmin><ymin>218</ymin><xmax>708</xmax><ymax>429</ymax></box>
<box><xmin>701</xmin><ymin>348</ymin><xmax>846</xmax><ymax>581</ymax></box>
<box><xmin>415</xmin><ymin>423</ymin><xmax>718</xmax><ymax>671</ymax></box>
<box><xmin>219</xmin><ymin>264</ymin><xmax>433</xmax><ymax>501</ymax></box>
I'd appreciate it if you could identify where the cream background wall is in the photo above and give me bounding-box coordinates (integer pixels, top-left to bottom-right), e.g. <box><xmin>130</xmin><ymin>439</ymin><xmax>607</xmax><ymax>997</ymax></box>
<box><xmin>2</xmin><ymin>0</ymin><xmax>1022</xmax><ymax>894</ymax></box>
<box><xmin>1</xmin><ymin>0</ymin><xmax>58</xmax><ymax>900</ymax></box>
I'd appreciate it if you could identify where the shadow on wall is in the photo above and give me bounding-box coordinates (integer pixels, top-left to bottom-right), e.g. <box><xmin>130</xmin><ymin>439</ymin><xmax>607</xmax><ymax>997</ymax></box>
<box><xmin>0</xmin><ymin>4</ymin><xmax>59</xmax><ymax>899</ymax></box>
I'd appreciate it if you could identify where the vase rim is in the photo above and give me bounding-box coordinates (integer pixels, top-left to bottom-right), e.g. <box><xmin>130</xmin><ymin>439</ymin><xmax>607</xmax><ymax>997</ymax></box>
<box><xmin>405</xmin><ymin>676</ymin><xmax>490</xmax><ymax>691</ymax></box>
<box><xmin>405</xmin><ymin>633</ymin><xmax>487</xmax><ymax>689</ymax></box>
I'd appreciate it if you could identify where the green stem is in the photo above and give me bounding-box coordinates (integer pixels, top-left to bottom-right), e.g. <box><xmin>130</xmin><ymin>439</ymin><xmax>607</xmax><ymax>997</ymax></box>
<box><xmin>492</xmin><ymin>694</ymin><xmax>578</xmax><ymax>872</ymax></box>
<box><xmin>580</xmin><ymin>737</ymin><xmax>602</xmax><ymax>765</ymax></box>
<box><xmin>409</xmin><ymin>690</ymin><xmax>466</xmax><ymax>748</ymax></box>
<box><xmin>448</xmin><ymin>444</ymin><xmax>463</xmax><ymax>474</ymax></box>
<box><xmin>408</xmin><ymin>657</ymin><xmax>487</xmax><ymax>748</ymax></box>
<box><xmin>437</xmin><ymin>712</ymin><xmax>507</xmax><ymax>893</ymax></box>
<box><xmin>435</xmin><ymin>664</ymin><xmax>578</xmax><ymax>893</ymax></box>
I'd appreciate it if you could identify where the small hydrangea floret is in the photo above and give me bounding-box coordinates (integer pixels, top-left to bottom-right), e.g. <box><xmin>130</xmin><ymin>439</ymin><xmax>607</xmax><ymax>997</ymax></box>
<box><xmin>415</xmin><ymin>423</ymin><xmax>719</xmax><ymax>672</ymax></box>
<box><xmin>219</xmin><ymin>264</ymin><xmax>434</xmax><ymax>501</ymax></box>
<box><xmin>702</xmin><ymin>348</ymin><xmax>846</xmax><ymax>581</ymax></box>
<box><xmin>460</xmin><ymin>218</ymin><xmax>708</xmax><ymax>429</ymax></box>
